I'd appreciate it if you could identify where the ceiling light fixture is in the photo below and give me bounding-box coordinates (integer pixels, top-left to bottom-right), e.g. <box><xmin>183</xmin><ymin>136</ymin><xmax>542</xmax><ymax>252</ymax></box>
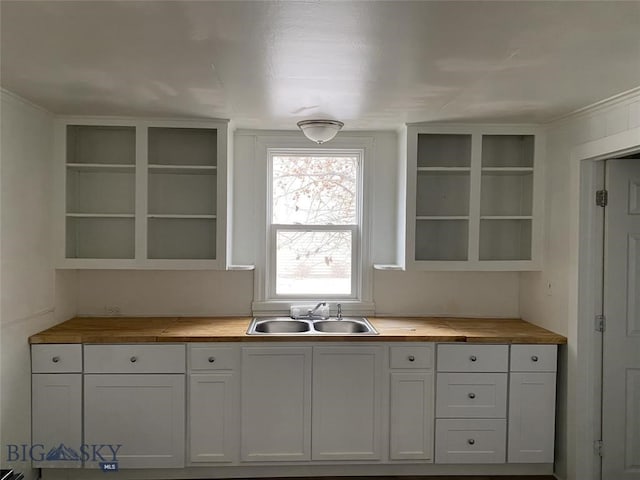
<box><xmin>297</xmin><ymin>119</ymin><xmax>344</xmax><ymax>144</ymax></box>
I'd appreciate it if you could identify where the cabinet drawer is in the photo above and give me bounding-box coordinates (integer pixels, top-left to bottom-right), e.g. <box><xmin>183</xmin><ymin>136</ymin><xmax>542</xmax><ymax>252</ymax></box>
<box><xmin>436</xmin><ymin>372</ymin><xmax>507</xmax><ymax>418</ymax></box>
<box><xmin>435</xmin><ymin>418</ymin><xmax>506</xmax><ymax>464</ymax></box>
<box><xmin>189</xmin><ymin>345</ymin><xmax>239</xmax><ymax>371</ymax></box>
<box><xmin>84</xmin><ymin>344</ymin><xmax>185</xmax><ymax>373</ymax></box>
<box><xmin>510</xmin><ymin>345</ymin><xmax>557</xmax><ymax>372</ymax></box>
<box><xmin>437</xmin><ymin>344</ymin><xmax>508</xmax><ymax>372</ymax></box>
<box><xmin>390</xmin><ymin>344</ymin><xmax>433</xmax><ymax>369</ymax></box>
<box><xmin>32</xmin><ymin>344</ymin><xmax>82</xmax><ymax>373</ymax></box>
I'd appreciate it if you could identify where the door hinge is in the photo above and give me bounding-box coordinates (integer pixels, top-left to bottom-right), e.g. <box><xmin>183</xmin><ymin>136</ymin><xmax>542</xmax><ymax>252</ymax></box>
<box><xmin>595</xmin><ymin>315</ymin><xmax>606</xmax><ymax>332</ymax></box>
<box><xmin>595</xmin><ymin>440</ymin><xmax>603</xmax><ymax>457</ymax></box>
<box><xmin>596</xmin><ymin>189</ymin><xmax>608</xmax><ymax>207</ymax></box>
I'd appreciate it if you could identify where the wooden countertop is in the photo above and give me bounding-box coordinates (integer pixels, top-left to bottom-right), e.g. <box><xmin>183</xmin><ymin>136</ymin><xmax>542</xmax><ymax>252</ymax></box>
<box><xmin>29</xmin><ymin>316</ymin><xmax>566</xmax><ymax>344</ymax></box>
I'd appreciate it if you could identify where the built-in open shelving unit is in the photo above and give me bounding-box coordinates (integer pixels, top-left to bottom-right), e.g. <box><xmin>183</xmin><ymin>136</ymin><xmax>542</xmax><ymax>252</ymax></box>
<box><xmin>65</xmin><ymin>125</ymin><xmax>136</xmax><ymax>260</ymax></box>
<box><xmin>56</xmin><ymin>118</ymin><xmax>228</xmax><ymax>269</ymax></box>
<box><xmin>406</xmin><ymin>125</ymin><xmax>543</xmax><ymax>270</ymax></box>
<box><xmin>147</xmin><ymin>127</ymin><xmax>218</xmax><ymax>261</ymax></box>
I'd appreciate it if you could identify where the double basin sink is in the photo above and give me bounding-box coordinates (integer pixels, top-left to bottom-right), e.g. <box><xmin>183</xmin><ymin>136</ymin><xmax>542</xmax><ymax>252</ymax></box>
<box><xmin>247</xmin><ymin>317</ymin><xmax>378</xmax><ymax>335</ymax></box>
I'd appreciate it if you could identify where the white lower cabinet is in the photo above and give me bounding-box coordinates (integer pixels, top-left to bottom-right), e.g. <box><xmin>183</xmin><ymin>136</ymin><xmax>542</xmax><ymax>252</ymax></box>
<box><xmin>388</xmin><ymin>343</ymin><xmax>434</xmax><ymax>461</ymax></box>
<box><xmin>31</xmin><ymin>344</ymin><xmax>83</xmax><ymax>468</ymax></box>
<box><xmin>32</xmin><ymin>374</ymin><xmax>83</xmax><ymax>468</ymax></box>
<box><xmin>189</xmin><ymin>373</ymin><xmax>237</xmax><ymax>463</ymax></box>
<box><xmin>311</xmin><ymin>346</ymin><xmax>383</xmax><ymax>460</ymax></box>
<box><xmin>435</xmin><ymin>343</ymin><xmax>558</xmax><ymax>465</ymax></box>
<box><xmin>82</xmin><ymin>343</ymin><xmax>186</xmax><ymax>469</ymax></box>
<box><xmin>389</xmin><ymin>372</ymin><xmax>434</xmax><ymax>460</ymax></box>
<box><xmin>240</xmin><ymin>346</ymin><xmax>312</xmax><ymax>461</ymax></box>
<box><xmin>435</xmin><ymin>344</ymin><xmax>508</xmax><ymax>464</ymax></box>
<box><xmin>31</xmin><ymin>340</ymin><xmax>559</xmax><ymax>476</ymax></box>
<box><xmin>84</xmin><ymin>374</ymin><xmax>186</xmax><ymax>469</ymax></box>
<box><xmin>508</xmin><ymin>345</ymin><xmax>558</xmax><ymax>463</ymax></box>
<box><xmin>188</xmin><ymin>344</ymin><xmax>239</xmax><ymax>464</ymax></box>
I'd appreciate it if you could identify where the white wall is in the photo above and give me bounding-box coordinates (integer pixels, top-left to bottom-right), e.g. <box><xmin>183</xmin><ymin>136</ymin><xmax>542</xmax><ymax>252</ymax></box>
<box><xmin>0</xmin><ymin>90</ymin><xmax>76</xmax><ymax>479</ymax></box>
<box><xmin>74</xmin><ymin>270</ymin><xmax>252</xmax><ymax>316</ymax></box>
<box><xmin>520</xmin><ymin>89</ymin><xmax>640</xmax><ymax>480</ymax></box>
<box><xmin>375</xmin><ymin>270</ymin><xmax>519</xmax><ymax>317</ymax></box>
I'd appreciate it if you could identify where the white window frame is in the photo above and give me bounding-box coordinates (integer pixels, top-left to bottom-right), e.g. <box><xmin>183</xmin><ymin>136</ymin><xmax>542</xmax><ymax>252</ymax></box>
<box><xmin>251</xmin><ymin>133</ymin><xmax>375</xmax><ymax>316</ymax></box>
<box><xmin>267</xmin><ymin>149</ymin><xmax>363</xmax><ymax>301</ymax></box>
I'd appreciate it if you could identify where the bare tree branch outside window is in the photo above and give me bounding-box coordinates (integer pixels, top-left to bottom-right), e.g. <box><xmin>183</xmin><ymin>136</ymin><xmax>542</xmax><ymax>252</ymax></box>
<box><xmin>272</xmin><ymin>155</ymin><xmax>359</xmax><ymax>295</ymax></box>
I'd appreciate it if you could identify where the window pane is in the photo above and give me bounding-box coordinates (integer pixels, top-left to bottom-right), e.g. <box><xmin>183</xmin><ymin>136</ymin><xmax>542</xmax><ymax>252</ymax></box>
<box><xmin>276</xmin><ymin>230</ymin><xmax>352</xmax><ymax>295</ymax></box>
<box><xmin>272</xmin><ymin>155</ymin><xmax>358</xmax><ymax>225</ymax></box>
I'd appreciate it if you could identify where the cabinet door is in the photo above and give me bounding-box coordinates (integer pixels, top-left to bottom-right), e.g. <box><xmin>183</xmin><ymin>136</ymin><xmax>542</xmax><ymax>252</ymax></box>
<box><xmin>312</xmin><ymin>346</ymin><xmax>383</xmax><ymax>460</ymax></box>
<box><xmin>508</xmin><ymin>372</ymin><xmax>556</xmax><ymax>463</ymax></box>
<box><xmin>32</xmin><ymin>374</ymin><xmax>82</xmax><ymax>468</ymax></box>
<box><xmin>189</xmin><ymin>373</ymin><xmax>237</xmax><ymax>463</ymax></box>
<box><xmin>390</xmin><ymin>372</ymin><xmax>434</xmax><ymax>461</ymax></box>
<box><xmin>240</xmin><ymin>347</ymin><xmax>312</xmax><ymax>461</ymax></box>
<box><xmin>84</xmin><ymin>374</ymin><xmax>185</xmax><ymax>469</ymax></box>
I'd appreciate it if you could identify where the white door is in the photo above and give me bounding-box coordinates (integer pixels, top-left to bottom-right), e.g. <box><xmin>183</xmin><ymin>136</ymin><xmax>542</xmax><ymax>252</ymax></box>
<box><xmin>390</xmin><ymin>372</ymin><xmax>434</xmax><ymax>460</ymax></box>
<box><xmin>32</xmin><ymin>374</ymin><xmax>82</xmax><ymax>468</ymax></box>
<box><xmin>84</xmin><ymin>374</ymin><xmax>185</xmax><ymax>469</ymax></box>
<box><xmin>189</xmin><ymin>373</ymin><xmax>237</xmax><ymax>463</ymax></box>
<box><xmin>603</xmin><ymin>158</ymin><xmax>640</xmax><ymax>479</ymax></box>
<box><xmin>311</xmin><ymin>345</ymin><xmax>383</xmax><ymax>461</ymax></box>
<box><xmin>240</xmin><ymin>346</ymin><xmax>312</xmax><ymax>461</ymax></box>
<box><xmin>507</xmin><ymin>372</ymin><xmax>556</xmax><ymax>463</ymax></box>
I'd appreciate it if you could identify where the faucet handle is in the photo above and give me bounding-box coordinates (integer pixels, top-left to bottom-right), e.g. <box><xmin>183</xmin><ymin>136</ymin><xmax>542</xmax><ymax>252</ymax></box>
<box><xmin>337</xmin><ymin>303</ymin><xmax>342</xmax><ymax>319</ymax></box>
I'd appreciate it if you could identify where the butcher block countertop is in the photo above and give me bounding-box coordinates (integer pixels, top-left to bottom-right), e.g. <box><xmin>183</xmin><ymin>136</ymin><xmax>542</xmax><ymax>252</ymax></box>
<box><xmin>29</xmin><ymin>316</ymin><xmax>567</xmax><ymax>344</ymax></box>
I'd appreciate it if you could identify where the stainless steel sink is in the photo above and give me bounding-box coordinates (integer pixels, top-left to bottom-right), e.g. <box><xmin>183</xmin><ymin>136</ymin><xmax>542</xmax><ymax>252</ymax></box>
<box><xmin>313</xmin><ymin>320</ymin><xmax>372</xmax><ymax>334</ymax></box>
<box><xmin>247</xmin><ymin>317</ymin><xmax>378</xmax><ymax>335</ymax></box>
<box><xmin>253</xmin><ymin>318</ymin><xmax>311</xmax><ymax>333</ymax></box>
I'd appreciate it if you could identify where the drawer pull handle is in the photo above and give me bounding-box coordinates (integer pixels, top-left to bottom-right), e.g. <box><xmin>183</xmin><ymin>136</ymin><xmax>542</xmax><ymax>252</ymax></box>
<box><xmin>469</xmin><ymin>355</ymin><xmax>477</xmax><ymax>362</ymax></box>
<box><xmin>407</xmin><ymin>355</ymin><xmax>415</xmax><ymax>362</ymax></box>
<box><xmin>52</xmin><ymin>356</ymin><xmax>60</xmax><ymax>363</ymax></box>
<box><xmin>531</xmin><ymin>355</ymin><xmax>539</xmax><ymax>362</ymax></box>
<box><xmin>130</xmin><ymin>356</ymin><xmax>138</xmax><ymax>363</ymax></box>
<box><xmin>467</xmin><ymin>439</ymin><xmax>475</xmax><ymax>445</ymax></box>
<box><xmin>468</xmin><ymin>392</ymin><xmax>476</xmax><ymax>399</ymax></box>
<box><xmin>208</xmin><ymin>356</ymin><xmax>216</xmax><ymax>363</ymax></box>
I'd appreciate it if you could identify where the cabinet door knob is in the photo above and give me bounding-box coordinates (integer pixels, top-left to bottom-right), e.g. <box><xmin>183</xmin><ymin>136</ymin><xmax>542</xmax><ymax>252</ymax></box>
<box><xmin>468</xmin><ymin>392</ymin><xmax>476</xmax><ymax>399</ymax></box>
<box><xmin>208</xmin><ymin>356</ymin><xmax>216</xmax><ymax>363</ymax></box>
<box><xmin>52</xmin><ymin>356</ymin><xmax>60</xmax><ymax>363</ymax></box>
<box><xmin>407</xmin><ymin>355</ymin><xmax>415</xmax><ymax>362</ymax></box>
<box><xmin>469</xmin><ymin>355</ymin><xmax>477</xmax><ymax>362</ymax></box>
<box><xmin>531</xmin><ymin>355</ymin><xmax>539</xmax><ymax>362</ymax></box>
<box><xmin>130</xmin><ymin>356</ymin><xmax>138</xmax><ymax>363</ymax></box>
<box><xmin>467</xmin><ymin>439</ymin><xmax>475</xmax><ymax>445</ymax></box>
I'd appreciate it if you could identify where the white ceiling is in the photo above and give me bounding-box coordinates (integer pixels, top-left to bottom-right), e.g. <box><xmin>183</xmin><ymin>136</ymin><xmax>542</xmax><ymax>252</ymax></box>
<box><xmin>1</xmin><ymin>1</ymin><xmax>639</xmax><ymax>130</ymax></box>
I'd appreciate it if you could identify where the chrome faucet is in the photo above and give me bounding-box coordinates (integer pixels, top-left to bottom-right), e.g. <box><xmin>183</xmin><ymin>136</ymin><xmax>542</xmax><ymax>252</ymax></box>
<box><xmin>307</xmin><ymin>302</ymin><xmax>327</xmax><ymax>319</ymax></box>
<box><xmin>337</xmin><ymin>303</ymin><xmax>342</xmax><ymax>320</ymax></box>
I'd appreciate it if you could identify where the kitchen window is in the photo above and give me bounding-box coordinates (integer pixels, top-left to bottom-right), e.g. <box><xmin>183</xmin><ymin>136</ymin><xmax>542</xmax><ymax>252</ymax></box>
<box><xmin>267</xmin><ymin>150</ymin><xmax>362</xmax><ymax>299</ymax></box>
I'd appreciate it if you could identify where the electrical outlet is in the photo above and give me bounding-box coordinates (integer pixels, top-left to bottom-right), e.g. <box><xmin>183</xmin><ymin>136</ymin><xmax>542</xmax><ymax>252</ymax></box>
<box><xmin>104</xmin><ymin>305</ymin><xmax>121</xmax><ymax>316</ymax></box>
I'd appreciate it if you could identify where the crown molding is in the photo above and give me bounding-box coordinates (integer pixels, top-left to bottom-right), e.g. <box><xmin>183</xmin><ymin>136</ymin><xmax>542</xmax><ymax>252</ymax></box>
<box><xmin>547</xmin><ymin>86</ymin><xmax>640</xmax><ymax>126</ymax></box>
<box><xmin>1</xmin><ymin>88</ymin><xmax>52</xmax><ymax>115</ymax></box>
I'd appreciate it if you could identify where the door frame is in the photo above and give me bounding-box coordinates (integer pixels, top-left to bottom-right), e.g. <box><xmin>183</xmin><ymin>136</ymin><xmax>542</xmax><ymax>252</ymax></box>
<box><xmin>570</xmin><ymin>126</ymin><xmax>640</xmax><ymax>480</ymax></box>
